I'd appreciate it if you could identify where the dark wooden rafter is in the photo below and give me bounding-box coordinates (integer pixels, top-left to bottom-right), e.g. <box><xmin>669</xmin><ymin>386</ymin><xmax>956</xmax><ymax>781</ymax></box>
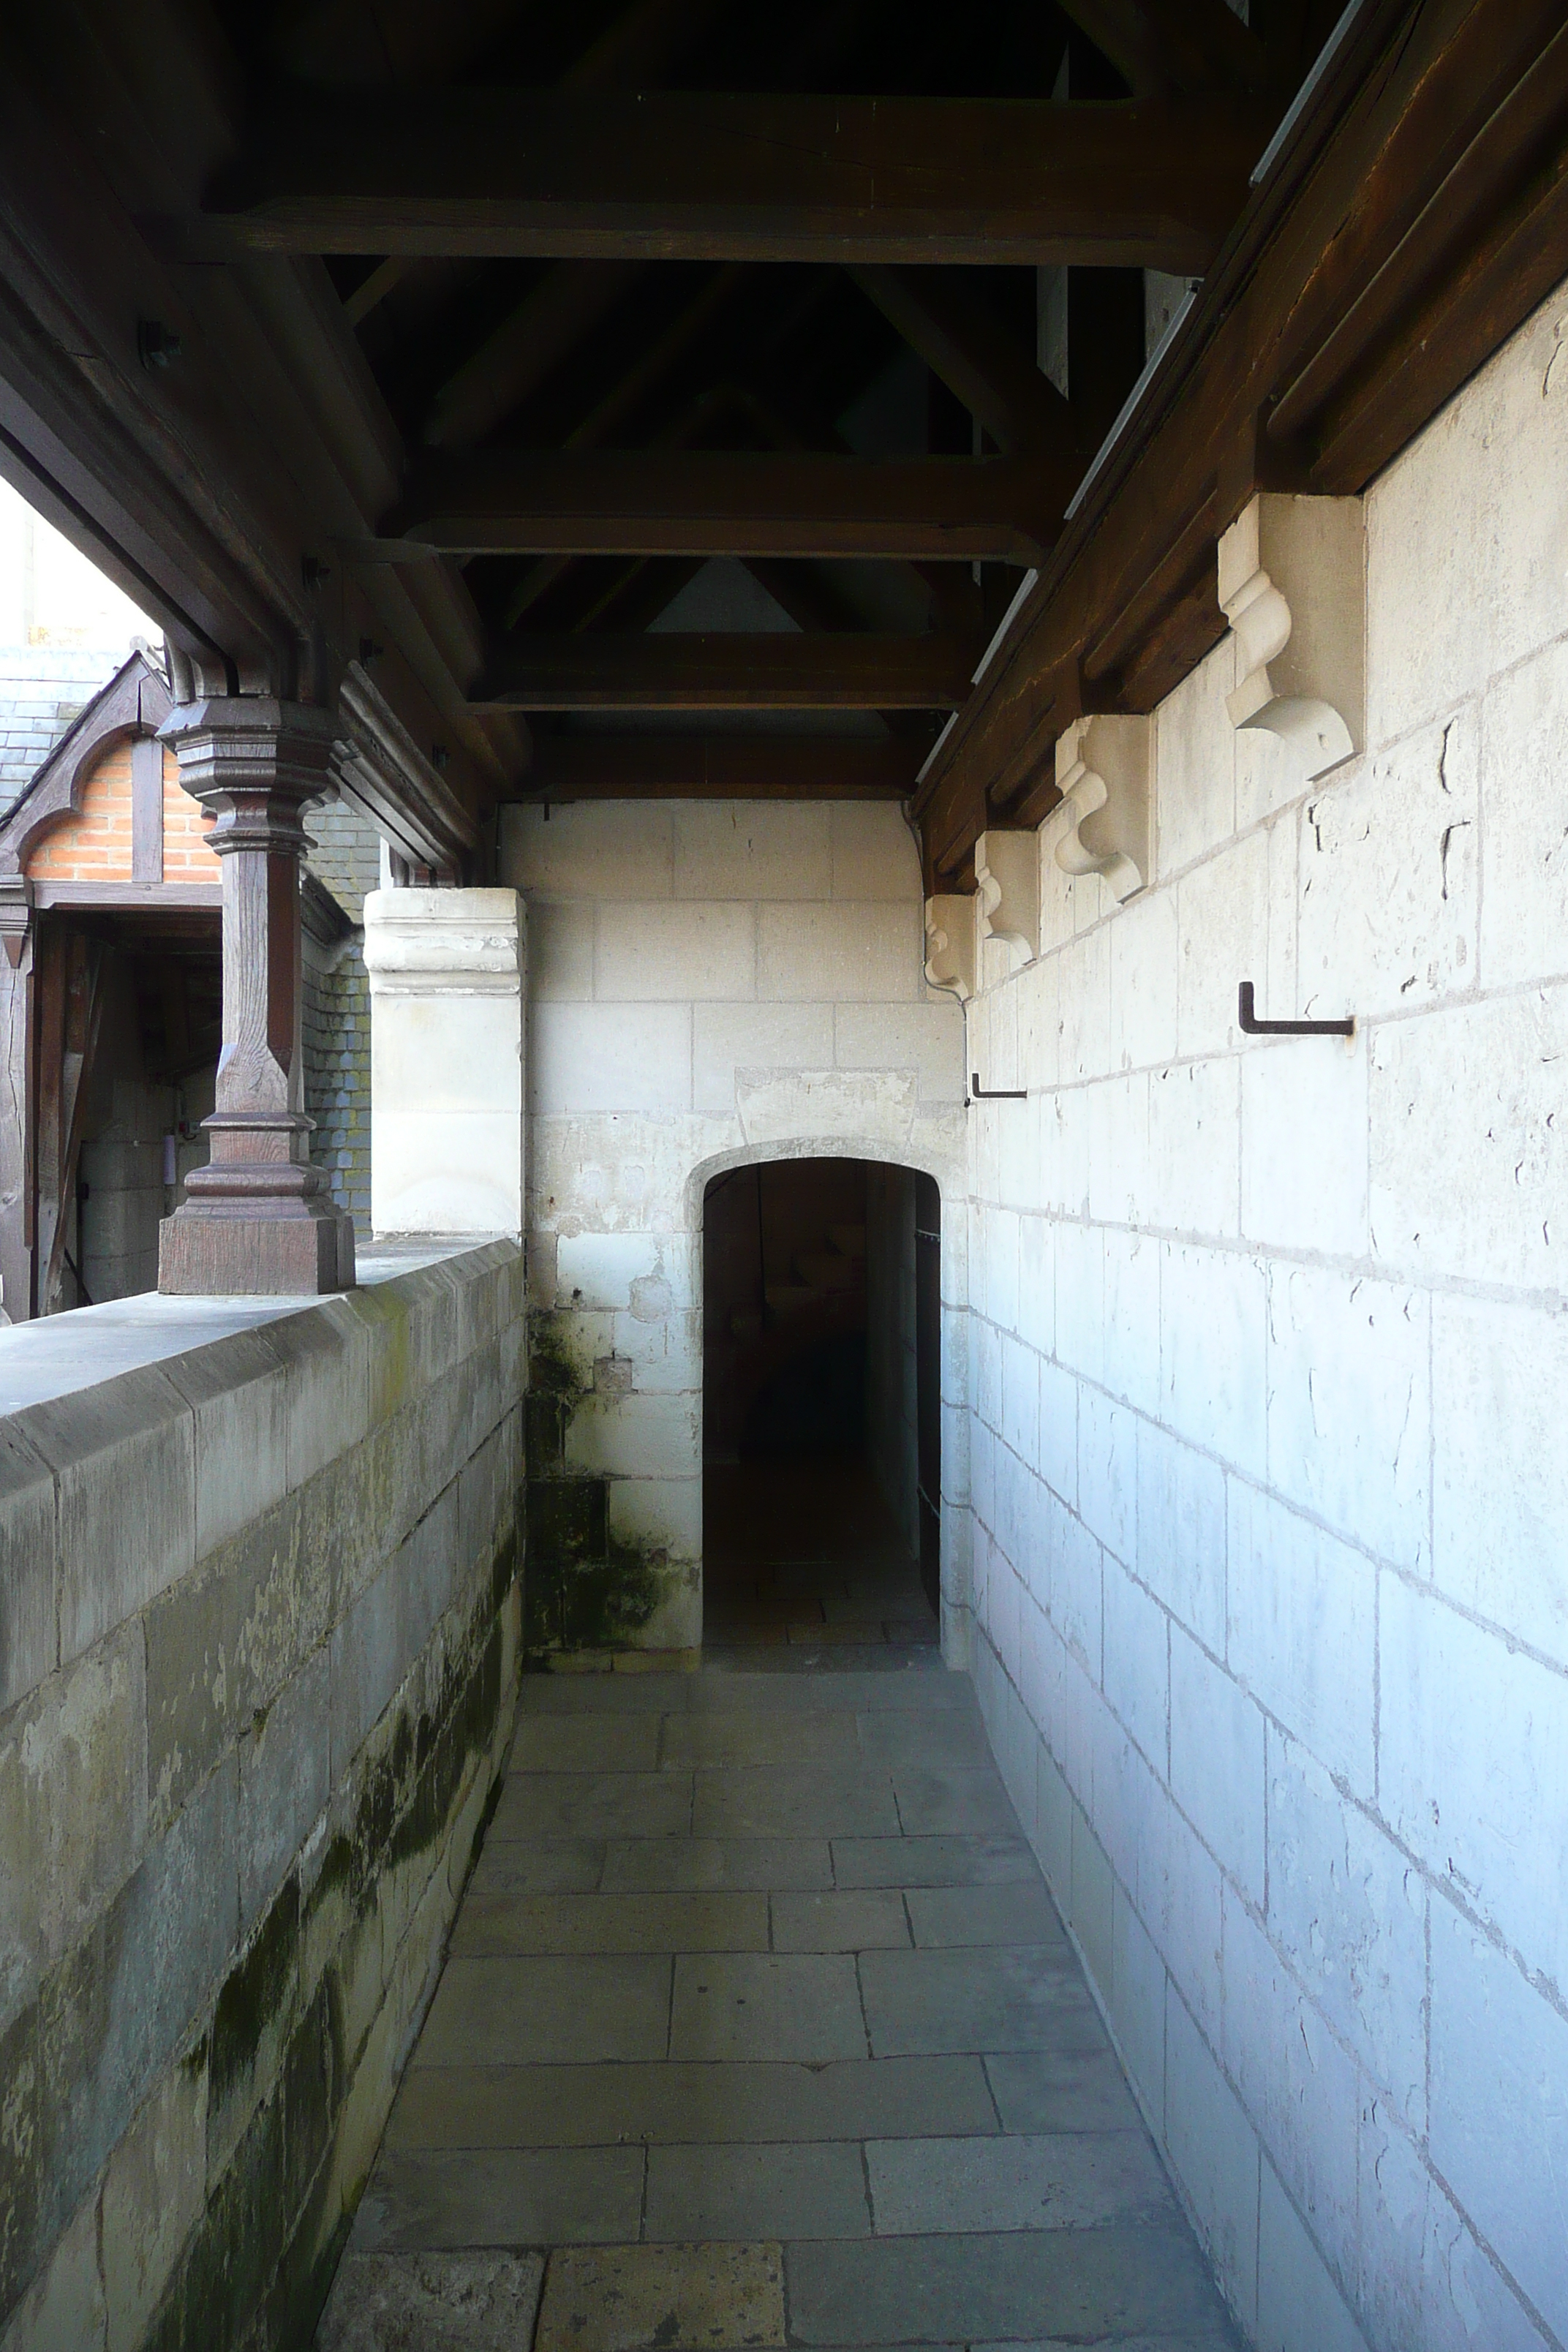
<box><xmin>475</xmin><ymin>634</ymin><xmax>981</xmax><ymax>710</ymax></box>
<box><xmin>849</xmin><ymin>268</ymin><xmax>1074</xmax><ymax>457</ymax></box>
<box><xmin>527</xmin><ymin>734</ymin><xmax>917</xmax><ymax>799</ymax></box>
<box><xmin>914</xmin><ymin>0</ymin><xmax>1568</xmax><ymax>887</ymax></box>
<box><xmin>1056</xmin><ymin>0</ymin><xmax>1274</xmax><ymax>97</ymax></box>
<box><xmin>0</xmin><ymin>18</ymin><xmax>510</xmax><ymax>823</ymax></box>
<box><xmin>389</xmin><ymin>451</ymin><xmax>1070</xmax><ymax>562</ymax></box>
<box><xmin>196</xmin><ymin>91</ymin><xmax>1268</xmax><ymax>268</ymax></box>
<box><xmin>416</xmin><ymin>0</ymin><xmax>737</xmax><ymax>446</ymax></box>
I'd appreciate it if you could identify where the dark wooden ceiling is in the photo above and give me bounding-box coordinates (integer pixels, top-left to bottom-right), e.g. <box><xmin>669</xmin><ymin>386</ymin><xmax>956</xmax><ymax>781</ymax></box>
<box><xmin>1</xmin><ymin>0</ymin><xmax>1564</xmax><ymax>886</ymax></box>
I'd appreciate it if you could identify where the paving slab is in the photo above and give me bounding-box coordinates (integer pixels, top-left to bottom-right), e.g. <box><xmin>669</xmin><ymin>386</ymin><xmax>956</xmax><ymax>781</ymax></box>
<box><xmin>702</xmin><ymin>1646</ymin><xmax>947</xmax><ymax>1678</ymax></box>
<box><xmin>350</xmin><ymin>2148</ymin><xmax>644</xmax><ymax>2249</ymax></box>
<box><xmin>685</xmin><ymin>1670</ymin><xmax>963</xmax><ymax>1714</ymax></box>
<box><xmin>984</xmin><ymin>2048</ymin><xmax>1144</xmax><ymax>2133</ymax></box>
<box><xmin>468</xmin><ymin>1838</ymin><xmax>607</xmax><ymax>1894</ymax></box>
<box><xmin>387</xmin><ymin>2057</ymin><xmax>1000</xmax><ymax>2150</ymax></box>
<box><xmin>784</xmin><ymin>2229</ymin><xmax>1235</xmax><ymax>2344</ymax></box>
<box><xmin>519</xmin><ymin>1675</ymin><xmax>696</xmax><ymax>1714</ymax></box>
<box><xmin>491</xmin><ymin>1771</ymin><xmax>693</xmax><ymax>1839</ymax></box>
<box><xmin>342</xmin><ymin>1651</ymin><xmax>1238</xmax><ymax>2352</ymax></box>
<box><xmin>866</xmin><ymin>2133</ymin><xmax>1178</xmax><ymax>2234</ymax></box>
<box><xmin>602</xmin><ymin>1836</ymin><xmax>833</xmax><ymax>1892</ymax></box>
<box><xmin>317</xmin><ymin>2250</ymin><xmax>544</xmax><ymax>2351</ymax></box>
<box><xmin>660</xmin><ymin>1712</ymin><xmax>862</xmax><ymax>1769</ymax></box>
<box><xmin>669</xmin><ymin>1953</ymin><xmax>867</xmax><ymax>2062</ymax></box>
<box><xmin>510</xmin><ymin>1716</ymin><xmax>663</xmax><ymax>1773</ymax></box>
<box><xmin>831</xmin><ymin>1834</ymin><xmax>1037</xmax><ymax>1888</ymax></box>
<box><xmin>905</xmin><ymin>1882</ymin><xmax>1066</xmax><ymax>1949</ymax></box>
<box><xmin>413</xmin><ymin>1956</ymin><xmax>672</xmax><ymax>2066</ymax></box>
<box><xmin>535</xmin><ymin>2242</ymin><xmax>785</xmax><ymax>2352</ymax></box>
<box><xmin>451</xmin><ymin>1891</ymin><xmax>769</xmax><ymax>1956</ymax></box>
<box><xmin>770</xmin><ymin>1891</ymin><xmax>911</xmax><ymax>1952</ymax></box>
<box><xmin>892</xmin><ymin>1767</ymin><xmax>1023</xmax><ymax>1838</ymax></box>
<box><xmin>859</xmin><ymin>1945</ymin><xmax>1096</xmax><ymax>2057</ymax></box>
<box><xmin>645</xmin><ymin>2141</ymin><xmax>870</xmax><ymax>2240</ymax></box>
<box><xmin>692</xmin><ymin>1765</ymin><xmax>899</xmax><ymax>1839</ymax></box>
<box><xmin>853</xmin><ymin>1708</ymin><xmax>989</xmax><ymax>1769</ymax></box>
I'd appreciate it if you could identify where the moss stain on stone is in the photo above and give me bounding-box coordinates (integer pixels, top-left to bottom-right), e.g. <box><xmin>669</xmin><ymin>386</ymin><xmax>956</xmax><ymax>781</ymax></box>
<box><xmin>525</xmin><ymin>1311</ymin><xmax>674</xmax><ymax>1659</ymax></box>
<box><xmin>210</xmin><ymin>1876</ymin><xmax>300</xmax><ymax>2126</ymax></box>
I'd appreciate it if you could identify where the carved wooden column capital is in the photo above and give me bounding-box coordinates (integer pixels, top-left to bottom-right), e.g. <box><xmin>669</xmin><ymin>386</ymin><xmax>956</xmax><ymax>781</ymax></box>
<box><xmin>157</xmin><ymin>697</ymin><xmax>355</xmax><ymax>1296</ymax></box>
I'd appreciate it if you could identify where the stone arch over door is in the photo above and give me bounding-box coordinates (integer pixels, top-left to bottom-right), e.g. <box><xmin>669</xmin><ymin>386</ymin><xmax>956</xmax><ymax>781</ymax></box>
<box><xmin>686</xmin><ymin>1126</ymin><xmax>970</xmax><ymax>1656</ymax></box>
<box><xmin>527</xmin><ymin>1115</ymin><xmax>971</xmax><ymax>1667</ymax></box>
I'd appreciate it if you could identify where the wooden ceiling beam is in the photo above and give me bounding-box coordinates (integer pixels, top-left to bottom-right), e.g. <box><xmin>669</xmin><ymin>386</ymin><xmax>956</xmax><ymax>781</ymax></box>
<box><xmin>474</xmin><ymin>633</ymin><xmax>981</xmax><ymax>709</ymax></box>
<box><xmin>390</xmin><ymin>451</ymin><xmax>1067</xmax><ymax>562</ymax></box>
<box><xmin>848</xmin><ymin>267</ymin><xmax>1074</xmax><ymax>457</ymax></box>
<box><xmin>526</xmin><ymin>732</ymin><xmax>918</xmax><ymax>798</ymax></box>
<box><xmin>197</xmin><ymin>90</ymin><xmax>1267</xmax><ymax>268</ymax></box>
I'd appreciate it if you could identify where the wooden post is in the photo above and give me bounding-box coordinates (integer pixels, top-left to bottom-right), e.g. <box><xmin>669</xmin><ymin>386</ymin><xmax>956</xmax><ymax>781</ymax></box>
<box><xmin>157</xmin><ymin>697</ymin><xmax>355</xmax><ymax>1296</ymax></box>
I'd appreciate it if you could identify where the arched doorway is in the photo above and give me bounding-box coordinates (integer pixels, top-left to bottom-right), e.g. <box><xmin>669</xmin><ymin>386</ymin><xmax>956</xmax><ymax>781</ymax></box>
<box><xmin>701</xmin><ymin>1156</ymin><xmax>941</xmax><ymax>1660</ymax></box>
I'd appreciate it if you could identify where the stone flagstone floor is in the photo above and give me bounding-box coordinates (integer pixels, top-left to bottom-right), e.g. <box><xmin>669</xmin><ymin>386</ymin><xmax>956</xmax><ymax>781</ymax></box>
<box><xmin>317</xmin><ymin>1662</ymin><xmax>1240</xmax><ymax>2350</ymax></box>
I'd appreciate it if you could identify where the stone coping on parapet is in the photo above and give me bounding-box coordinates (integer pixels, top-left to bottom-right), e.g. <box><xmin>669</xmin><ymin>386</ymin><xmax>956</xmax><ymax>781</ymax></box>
<box><xmin>0</xmin><ymin>1235</ymin><xmax>513</xmax><ymax>1414</ymax></box>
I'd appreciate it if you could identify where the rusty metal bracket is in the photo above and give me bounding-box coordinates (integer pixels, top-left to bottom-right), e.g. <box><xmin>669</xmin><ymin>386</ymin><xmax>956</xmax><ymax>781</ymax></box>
<box><xmin>1238</xmin><ymin>981</ymin><xmax>1354</xmax><ymax>1037</ymax></box>
<box><xmin>970</xmin><ymin>1074</ymin><xmax>1029</xmax><ymax>1102</ymax></box>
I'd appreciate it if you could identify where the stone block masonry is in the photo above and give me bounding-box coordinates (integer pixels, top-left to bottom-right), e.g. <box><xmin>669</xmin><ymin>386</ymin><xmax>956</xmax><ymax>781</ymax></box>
<box><xmin>508</xmin><ymin>801</ymin><xmax>970</xmax><ymax>1659</ymax></box>
<box><xmin>0</xmin><ymin>1240</ymin><xmax>526</xmax><ymax>2352</ymax></box>
<box><xmin>960</xmin><ymin>281</ymin><xmax>1568</xmax><ymax>2352</ymax></box>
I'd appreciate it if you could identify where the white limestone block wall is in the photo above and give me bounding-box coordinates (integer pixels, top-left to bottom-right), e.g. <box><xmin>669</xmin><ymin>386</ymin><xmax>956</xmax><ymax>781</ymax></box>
<box><xmin>500</xmin><ymin>798</ymin><xmax>968</xmax><ymax>1652</ymax></box>
<box><xmin>962</xmin><ymin>284</ymin><xmax>1568</xmax><ymax>2352</ymax></box>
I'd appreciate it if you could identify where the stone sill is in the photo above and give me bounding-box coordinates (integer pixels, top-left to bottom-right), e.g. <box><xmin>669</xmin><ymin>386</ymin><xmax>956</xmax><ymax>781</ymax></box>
<box><xmin>0</xmin><ymin>1234</ymin><xmax>510</xmax><ymax>1413</ymax></box>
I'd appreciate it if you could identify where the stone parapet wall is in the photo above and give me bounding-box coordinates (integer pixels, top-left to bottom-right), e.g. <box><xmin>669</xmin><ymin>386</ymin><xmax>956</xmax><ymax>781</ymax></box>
<box><xmin>0</xmin><ymin>1241</ymin><xmax>526</xmax><ymax>2352</ymax></box>
<box><xmin>960</xmin><ymin>282</ymin><xmax>1568</xmax><ymax>2352</ymax></box>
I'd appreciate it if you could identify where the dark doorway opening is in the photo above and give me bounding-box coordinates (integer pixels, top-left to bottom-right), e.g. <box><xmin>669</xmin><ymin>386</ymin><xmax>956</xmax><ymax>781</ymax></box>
<box><xmin>701</xmin><ymin>1156</ymin><xmax>941</xmax><ymax>1662</ymax></box>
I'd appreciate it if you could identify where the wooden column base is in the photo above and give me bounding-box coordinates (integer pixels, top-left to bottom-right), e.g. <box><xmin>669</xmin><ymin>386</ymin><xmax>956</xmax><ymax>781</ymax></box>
<box><xmin>158</xmin><ymin>1187</ymin><xmax>355</xmax><ymax>1296</ymax></box>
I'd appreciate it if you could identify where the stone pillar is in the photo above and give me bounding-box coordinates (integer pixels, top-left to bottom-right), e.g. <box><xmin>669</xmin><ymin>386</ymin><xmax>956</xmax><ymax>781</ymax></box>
<box><xmin>362</xmin><ymin>888</ymin><xmax>525</xmax><ymax>1236</ymax></box>
<box><xmin>157</xmin><ymin>698</ymin><xmax>356</xmax><ymax>1295</ymax></box>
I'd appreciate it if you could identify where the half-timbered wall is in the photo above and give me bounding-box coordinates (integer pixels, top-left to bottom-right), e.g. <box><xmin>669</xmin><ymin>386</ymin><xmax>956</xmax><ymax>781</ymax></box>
<box><xmin>961</xmin><ymin>284</ymin><xmax>1568</xmax><ymax>2352</ymax></box>
<box><xmin>24</xmin><ymin>742</ymin><xmax>216</xmax><ymax>883</ymax></box>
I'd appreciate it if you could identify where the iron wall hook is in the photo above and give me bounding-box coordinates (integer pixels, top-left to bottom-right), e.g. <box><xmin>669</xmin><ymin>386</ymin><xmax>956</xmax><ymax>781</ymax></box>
<box><xmin>970</xmin><ymin>1074</ymin><xmax>1029</xmax><ymax>1102</ymax></box>
<box><xmin>1238</xmin><ymin>981</ymin><xmax>1354</xmax><ymax>1038</ymax></box>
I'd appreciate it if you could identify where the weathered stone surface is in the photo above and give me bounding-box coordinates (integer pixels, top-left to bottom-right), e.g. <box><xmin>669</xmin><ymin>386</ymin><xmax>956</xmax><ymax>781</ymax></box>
<box><xmin>534</xmin><ymin>2242</ymin><xmax>785</xmax><ymax>2352</ymax></box>
<box><xmin>41</xmin><ymin>1756</ymin><xmax>238</xmax><ymax>2236</ymax></box>
<box><xmin>239</xmin><ymin>1648</ymin><xmax>331</xmax><ymax>1934</ymax></box>
<box><xmin>144</xmin><ymin>1499</ymin><xmax>303</xmax><ymax>1825</ymax></box>
<box><xmin>20</xmin><ymin>1367</ymin><xmax>195</xmax><ymax>1667</ymax></box>
<box><xmin>0</xmin><ymin>1621</ymin><xmax>146</xmax><ymax>2033</ymax></box>
<box><xmin>0</xmin><ymin>1427</ymin><xmax>56</xmax><ymax>1718</ymax></box>
<box><xmin>315</xmin><ymin>2250</ymin><xmax>544</xmax><ymax>2352</ymax></box>
<box><xmin>0</xmin><ymin>2187</ymin><xmax>105</xmax><ymax>2352</ymax></box>
<box><xmin>100</xmin><ymin>2046</ymin><xmax>208</xmax><ymax>2352</ymax></box>
<box><xmin>165</xmin><ymin>1327</ymin><xmax>290</xmax><ymax>1567</ymax></box>
<box><xmin>0</xmin><ymin>1241</ymin><xmax>524</xmax><ymax>2352</ymax></box>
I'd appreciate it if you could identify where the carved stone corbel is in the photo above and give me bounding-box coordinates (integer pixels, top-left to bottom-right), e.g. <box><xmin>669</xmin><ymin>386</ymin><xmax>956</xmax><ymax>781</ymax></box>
<box><xmin>1218</xmin><ymin>492</ymin><xmax>1365</xmax><ymax>780</ymax></box>
<box><xmin>924</xmin><ymin>894</ymin><xmax>976</xmax><ymax>1002</ymax></box>
<box><xmin>975</xmin><ymin>830</ymin><xmax>1039</xmax><ymax>967</ymax></box>
<box><xmin>1052</xmin><ymin>715</ymin><xmax>1152</xmax><ymax>902</ymax></box>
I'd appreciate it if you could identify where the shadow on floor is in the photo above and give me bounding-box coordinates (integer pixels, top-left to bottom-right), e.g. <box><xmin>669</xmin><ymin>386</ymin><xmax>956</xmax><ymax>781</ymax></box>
<box><xmin>702</xmin><ymin>1455</ymin><xmax>940</xmax><ymax>1673</ymax></box>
